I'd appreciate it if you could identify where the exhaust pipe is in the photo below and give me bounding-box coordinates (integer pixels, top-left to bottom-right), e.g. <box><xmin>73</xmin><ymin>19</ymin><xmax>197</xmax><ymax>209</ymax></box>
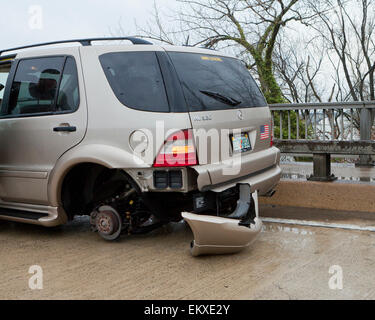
<box><xmin>182</xmin><ymin>186</ymin><xmax>262</xmax><ymax>257</ymax></box>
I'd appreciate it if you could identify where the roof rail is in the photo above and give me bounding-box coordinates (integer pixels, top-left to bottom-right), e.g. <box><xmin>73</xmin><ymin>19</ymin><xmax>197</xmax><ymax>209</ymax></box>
<box><xmin>0</xmin><ymin>54</ymin><xmax>17</xmax><ymax>61</ymax></box>
<box><xmin>0</xmin><ymin>37</ymin><xmax>153</xmax><ymax>56</ymax></box>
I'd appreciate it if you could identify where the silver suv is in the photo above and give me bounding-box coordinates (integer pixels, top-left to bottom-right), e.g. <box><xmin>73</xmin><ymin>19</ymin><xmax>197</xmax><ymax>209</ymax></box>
<box><xmin>0</xmin><ymin>38</ymin><xmax>281</xmax><ymax>256</ymax></box>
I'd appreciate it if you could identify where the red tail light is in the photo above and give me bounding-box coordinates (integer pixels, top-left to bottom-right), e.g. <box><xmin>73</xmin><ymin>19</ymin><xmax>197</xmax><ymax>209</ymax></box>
<box><xmin>153</xmin><ymin>129</ymin><xmax>198</xmax><ymax>167</ymax></box>
<box><xmin>270</xmin><ymin>123</ymin><xmax>273</xmax><ymax>147</ymax></box>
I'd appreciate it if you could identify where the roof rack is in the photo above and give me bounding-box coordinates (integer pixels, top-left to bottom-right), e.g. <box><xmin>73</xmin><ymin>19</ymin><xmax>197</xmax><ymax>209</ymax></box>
<box><xmin>0</xmin><ymin>37</ymin><xmax>153</xmax><ymax>56</ymax></box>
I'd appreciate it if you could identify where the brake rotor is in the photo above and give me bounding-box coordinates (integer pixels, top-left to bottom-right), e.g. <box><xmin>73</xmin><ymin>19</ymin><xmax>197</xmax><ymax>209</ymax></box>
<box><xmin>95</xmin><ymin>205</ymin><xmax>122</xmax><ymax>241</ymax></box>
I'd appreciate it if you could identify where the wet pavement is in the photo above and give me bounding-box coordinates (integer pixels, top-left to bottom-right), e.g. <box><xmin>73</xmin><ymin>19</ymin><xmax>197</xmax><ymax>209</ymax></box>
<box><xmin>1</xmin><ymin>212</ymin><xmax>375</xmax><ymax>300</ymax></box>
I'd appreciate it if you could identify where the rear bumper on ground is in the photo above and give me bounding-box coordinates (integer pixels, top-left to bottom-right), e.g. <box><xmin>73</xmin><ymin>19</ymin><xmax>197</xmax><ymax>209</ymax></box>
<box><xmin>183</xmin><ymin>214</ymin><xmax>263</xmax><ymax>256</ymax></box>
<box><xmin>182</xmin><ymin>187</ymin><xmax>262</xmax><ymax>257</ymax></box>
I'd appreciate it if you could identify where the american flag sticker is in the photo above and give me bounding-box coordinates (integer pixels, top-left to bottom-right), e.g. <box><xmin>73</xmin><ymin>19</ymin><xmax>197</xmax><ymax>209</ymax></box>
<box><xmin>260</xmin><ymin>125</ymin><xmax>270</xmax><ymax>140</ymax></box>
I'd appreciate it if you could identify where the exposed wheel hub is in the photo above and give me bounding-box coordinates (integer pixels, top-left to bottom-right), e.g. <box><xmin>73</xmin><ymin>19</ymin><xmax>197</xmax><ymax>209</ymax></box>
<box><xmin>97</xmin><ymin>211</ymin><xmax>119</xmax><ymax>236</ymax></box>
<box><xmin>89</xmin><ymin>182</ymin><xmax>164</xmax><ymax>241</ymax></box>
<box><xmin>92</xmin><ymin>205</ymin><xmax>122</xmax><ymax>241</ymax></box>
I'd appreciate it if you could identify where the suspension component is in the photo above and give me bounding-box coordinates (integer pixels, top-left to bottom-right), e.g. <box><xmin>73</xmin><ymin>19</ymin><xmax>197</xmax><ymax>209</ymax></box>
<box><xmin>90</xmin><ymin>188</ymin><xmax>165</xmax><ymax>240</ymax></box>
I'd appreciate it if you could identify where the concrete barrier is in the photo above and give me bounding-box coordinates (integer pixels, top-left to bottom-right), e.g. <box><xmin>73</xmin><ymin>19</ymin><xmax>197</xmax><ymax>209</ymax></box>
<box><xmin>260</xmin><ymin>180</ymin><xmax>375</xmax><ymax>213</ymax></box>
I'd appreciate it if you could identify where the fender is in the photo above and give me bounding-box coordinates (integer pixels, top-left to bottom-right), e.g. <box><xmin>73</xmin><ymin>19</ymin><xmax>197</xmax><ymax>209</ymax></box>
<box><xmin>47</xmin><ymin>144</ymin><xmax>150</xmax><ymax>206</ymax></box>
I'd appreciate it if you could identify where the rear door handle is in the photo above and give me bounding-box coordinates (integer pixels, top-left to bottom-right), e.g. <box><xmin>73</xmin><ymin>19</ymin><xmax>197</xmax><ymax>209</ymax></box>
<box><xmin>53</xmin><ymin>126</ymin><xmax>77</xmax><ymax>132</ymax></box>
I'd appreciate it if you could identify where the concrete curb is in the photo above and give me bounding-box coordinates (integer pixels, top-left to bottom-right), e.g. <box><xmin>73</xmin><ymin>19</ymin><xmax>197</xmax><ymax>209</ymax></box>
<box><xmin>260</xmin><ymin>180</ymin><xmax>375</xmax><ymax>213</ymax></box>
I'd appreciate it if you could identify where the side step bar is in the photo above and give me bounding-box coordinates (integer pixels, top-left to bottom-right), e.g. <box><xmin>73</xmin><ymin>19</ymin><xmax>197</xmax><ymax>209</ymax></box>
<box><xmin>0</xmin><ymin>208</ymin><xmax>48</xmax><ymax>220</ymax></box>
<box><xmin>182</xmin><ymin>184</ymin><xmax>262</xmax><ymax>257</ymax></box>
<box><xmin>0</xmin><ymin>204</ymin><xmax>67</xmax><ymax>227</ymax></box>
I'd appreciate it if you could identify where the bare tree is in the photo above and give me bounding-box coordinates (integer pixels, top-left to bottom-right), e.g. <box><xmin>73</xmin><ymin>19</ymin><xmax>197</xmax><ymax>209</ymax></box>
<box><xmin>270</xmin><ymin>0</ymin><xmax>375</xmax><ymax>140</ymax></box>
<box><xmin>272</xmin><ymin>32</ymin><xmax>346</xmax><ymax>139</ymax></box>
<box><xmin>274</xmin><ymin>32</ymin><xmax>331</xmax><ymax>103</ymax></box>
<box><xmin>311</xmin><ymin>0</ymin><xmax>375</xmax><ymax>102</ymax></box>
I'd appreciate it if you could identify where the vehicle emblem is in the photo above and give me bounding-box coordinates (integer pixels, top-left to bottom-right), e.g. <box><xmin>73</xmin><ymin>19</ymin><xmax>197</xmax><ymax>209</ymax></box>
<box><xmin>193</xmin><ymin>115</ymin><xmax>212</xmax><ymax>122</ymax></box>
<box><xmin>237</xmin><ymin>110</ymin><xmax>244</xmax><ymax>120</ymax></box>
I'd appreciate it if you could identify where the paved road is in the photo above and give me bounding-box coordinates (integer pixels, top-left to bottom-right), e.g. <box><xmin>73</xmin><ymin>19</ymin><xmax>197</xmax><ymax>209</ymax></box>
<box><xmin>0</xmin><ymin>215</ymin><xmax>374</xmax><ymax>300</ymax></box>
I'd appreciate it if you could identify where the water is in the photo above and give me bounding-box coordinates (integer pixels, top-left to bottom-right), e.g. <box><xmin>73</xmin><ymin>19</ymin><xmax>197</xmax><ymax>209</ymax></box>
<box><xmin>280</xmin><ymin>161</ymin><xmax>375</xmax><ymax>183</ymax></box>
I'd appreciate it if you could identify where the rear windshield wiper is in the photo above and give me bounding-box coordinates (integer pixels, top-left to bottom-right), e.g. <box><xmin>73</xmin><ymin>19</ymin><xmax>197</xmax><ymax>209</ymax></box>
<box><xmin>200</xmin><ymin>90</ymin><xmax>241</xmax><ymax>107</ymax></box>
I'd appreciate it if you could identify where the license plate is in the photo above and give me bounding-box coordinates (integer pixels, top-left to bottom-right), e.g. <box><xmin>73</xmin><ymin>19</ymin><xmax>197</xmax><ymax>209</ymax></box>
<box><xmin>231</xmin><ymin>133</ymin><xmax>252</xmax><ymax>153</ymax></box>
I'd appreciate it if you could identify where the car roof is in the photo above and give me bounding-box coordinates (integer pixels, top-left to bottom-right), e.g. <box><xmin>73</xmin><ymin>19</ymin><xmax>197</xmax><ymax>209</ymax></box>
<box><xmin>84</xmin><ymin>44</ymin><xmax>234</xmax><ymax>58</ymax></box>
<box><xmin>1</xmin><ymin>43</ymin><xmax>235</xmax><ymax>60</ymax></box>
<box><xmin>161</xmin><ymin>45</ymin><xmax>234</xmax><ymax>58</ymax></box>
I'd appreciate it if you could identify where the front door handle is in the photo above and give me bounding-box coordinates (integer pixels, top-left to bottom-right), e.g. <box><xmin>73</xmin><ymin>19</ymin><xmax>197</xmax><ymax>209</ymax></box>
<box><xmin>53</xmin><ymin>126</ymin><xmax>77</xmax><ymax>132</ymax></box>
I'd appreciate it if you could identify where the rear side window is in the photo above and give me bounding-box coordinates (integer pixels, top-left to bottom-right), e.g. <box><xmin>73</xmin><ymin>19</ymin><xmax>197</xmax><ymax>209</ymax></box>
<box><xmin>100</xmin><ymin>52</ymin><xmax>169</xmax><ymax>112</ymax></box>
<box><xmin>6</xmin><ymin>56</ymin><xmax>79</xmax><ymax>116</ymax></box>
<box><xmin>168</xmin><ymin>52</ymin><xmax>267</xmax><ymax>111</ymax></box>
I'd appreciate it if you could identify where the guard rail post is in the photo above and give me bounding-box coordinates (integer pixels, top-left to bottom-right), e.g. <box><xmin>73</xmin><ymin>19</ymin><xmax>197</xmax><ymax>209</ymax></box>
<box><xmin>356</xmin><ymin>105</ymin><xmax>374</xmax><ymax>167</ymax></box>
<box><xmin>307</xmin><ymin>154</ymin><xmax>337</xmax><ymax>182</ymax></box>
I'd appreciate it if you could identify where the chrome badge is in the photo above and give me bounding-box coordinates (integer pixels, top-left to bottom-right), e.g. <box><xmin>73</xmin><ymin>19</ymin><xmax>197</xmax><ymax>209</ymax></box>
<box><xmin>237</xmin><ymin>110</ymin><xmax>244</xmax><ymax>120</ymax></box>
<box><xmin>193</xmin><ymin>115</ymin><xmax>212</xmax><ymax>122</ymax></box>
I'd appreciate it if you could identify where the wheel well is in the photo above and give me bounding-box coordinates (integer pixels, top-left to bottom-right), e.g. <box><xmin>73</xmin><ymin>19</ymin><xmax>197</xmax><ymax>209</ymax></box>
<box><xmin>61</xmin><ymin>163</ymin><xmax>135</xmax><ymax>220</ymax></box>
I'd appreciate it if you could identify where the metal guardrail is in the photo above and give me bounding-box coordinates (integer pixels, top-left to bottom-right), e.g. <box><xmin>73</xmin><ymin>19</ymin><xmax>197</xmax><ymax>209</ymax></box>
<box><xmin>270</xmin><ymin>102</ymin><xmax>375</xmax><ymax>141</ymax></box>
<box><xmin>269</xmin><ymin>102</ymin><xmax>375</xmax><ymax>181</ymax></box>
<box><xmin>274</xmin><ymin>140</ymin><xmax>375</xmax><ymax>155</ymax></box>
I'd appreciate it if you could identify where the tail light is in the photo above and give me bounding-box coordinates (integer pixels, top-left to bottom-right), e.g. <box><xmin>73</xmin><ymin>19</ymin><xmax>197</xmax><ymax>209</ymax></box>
<box><xmin>270</xmin><ymin>123</ymin><xmax>273</xmax><ymax>147</ymax></box>
<box><xmin>153</xmin><ymin>129</ymin><xmax>198</xmax><ymax>167</ymax></box>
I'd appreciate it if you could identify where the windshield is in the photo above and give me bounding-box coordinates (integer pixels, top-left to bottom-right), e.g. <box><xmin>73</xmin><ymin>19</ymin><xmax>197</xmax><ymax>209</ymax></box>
<box><xmin>168</xmin><ymin>52</ymin><xmax>267</xmax><ymax>111</ymax></box>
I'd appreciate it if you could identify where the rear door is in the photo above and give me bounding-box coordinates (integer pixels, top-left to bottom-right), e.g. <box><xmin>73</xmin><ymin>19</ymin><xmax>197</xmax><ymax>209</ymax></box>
<box><xmin>166</xmin><ymin>51</ymin><xmax>272</xmax><ymax>179</ymax></box>
<box><xmin>0</xmin><ymin>50</ymin><xmax>87</xmax><ymax>205</ymax></box>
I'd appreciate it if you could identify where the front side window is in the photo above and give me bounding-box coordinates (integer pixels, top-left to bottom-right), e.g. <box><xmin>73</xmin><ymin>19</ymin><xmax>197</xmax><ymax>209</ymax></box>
<box><xmin>8</xmin><ymin>57</ymin><xmax>64</xmax><ymax>115</ymax></box>
<box><xmin>100</xmin><ymin>52</ymin><xmax>170</xmax><ymax>112</ymax></box>
<box><xmin>5</xmin><ymin>56</ymin><xmax>79</xmax><ymax>116</ymax></box>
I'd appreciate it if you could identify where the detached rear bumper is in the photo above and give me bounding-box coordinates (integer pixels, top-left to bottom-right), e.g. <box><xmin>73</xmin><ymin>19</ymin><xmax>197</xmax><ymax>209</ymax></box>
<box><xmin>183</xmin><ymin>213</ymin><xmax>262</xmax><ymax>256</ymax></box>
<box><xmin>182</xmin><ymin>185</ymin><xmax>262</xmax><ymax>257</ymax></box>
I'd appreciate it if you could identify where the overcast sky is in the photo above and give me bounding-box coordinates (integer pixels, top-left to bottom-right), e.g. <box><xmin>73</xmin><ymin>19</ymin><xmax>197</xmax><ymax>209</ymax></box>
<box><xmin>0</xmin><ymin>0</ymin><xmax>177</xmax><ymax>50</ymax></box>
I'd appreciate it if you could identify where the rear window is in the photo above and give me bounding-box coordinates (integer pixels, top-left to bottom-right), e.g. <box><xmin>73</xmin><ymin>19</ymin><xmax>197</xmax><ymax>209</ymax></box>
<box><xmin>100</xmin><ymin>52</ymin><xmax>169</xmax><ymax>112</ymax></box>
<box><xmin>168</xmin><ymin>52</ymin><xmax>267</xmax><ymax>111</ymax></box>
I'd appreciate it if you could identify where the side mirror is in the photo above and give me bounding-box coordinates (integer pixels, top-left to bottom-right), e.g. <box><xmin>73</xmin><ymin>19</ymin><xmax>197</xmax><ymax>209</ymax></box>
<box><xmin>0</xmin><ymin>84</ymin><xmax>4</xmax><ymax>92</ymax></box>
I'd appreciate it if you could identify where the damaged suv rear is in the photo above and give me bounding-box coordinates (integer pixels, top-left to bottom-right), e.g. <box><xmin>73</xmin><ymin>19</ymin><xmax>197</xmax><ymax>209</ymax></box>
<box><xmin>0</xmin><ymin>38</ymin><xmax>281</xmax><ymax>256</ymax></box>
